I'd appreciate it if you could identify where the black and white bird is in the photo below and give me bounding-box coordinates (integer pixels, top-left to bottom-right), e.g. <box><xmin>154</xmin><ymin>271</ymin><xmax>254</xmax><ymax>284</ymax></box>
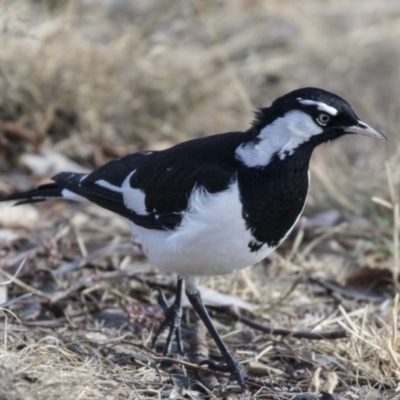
<box><xmin>1</xmin><ymin>87</ymin><xmax>387</xmax><ymax>390</ymax></box>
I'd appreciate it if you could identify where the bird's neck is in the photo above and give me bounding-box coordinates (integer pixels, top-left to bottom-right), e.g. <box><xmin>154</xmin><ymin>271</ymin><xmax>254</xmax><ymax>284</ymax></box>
<box><xmin>236</xmin><ymin>111</ymin><xmax>321</xmax><ymax>169</ymax></box>
<box><xmin>237</xmin><ymin>153</ymin><xmax>310</xmax><ymax>247</ymax></box>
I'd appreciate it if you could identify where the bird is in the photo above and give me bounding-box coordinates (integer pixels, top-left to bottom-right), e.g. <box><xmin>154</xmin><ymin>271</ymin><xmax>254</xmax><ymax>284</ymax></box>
<box><xmin>0</xmin><ymin>87</ymin><xmax>387</xmax><ymax>390</ymax></box>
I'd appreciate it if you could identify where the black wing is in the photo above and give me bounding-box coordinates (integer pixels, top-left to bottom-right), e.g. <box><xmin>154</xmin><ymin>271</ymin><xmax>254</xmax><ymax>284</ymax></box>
<box><xmin>54</xmin><ymin>131</ymin><xmax>248</xmax><ymax>230</ymax></box>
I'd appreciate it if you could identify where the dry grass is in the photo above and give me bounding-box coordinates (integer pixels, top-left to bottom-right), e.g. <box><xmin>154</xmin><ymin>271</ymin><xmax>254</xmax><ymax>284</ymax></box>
<box><xmin>1</xmin><ymin>0</ymin><xmax>400</xmax><ymax>398</ymax></box>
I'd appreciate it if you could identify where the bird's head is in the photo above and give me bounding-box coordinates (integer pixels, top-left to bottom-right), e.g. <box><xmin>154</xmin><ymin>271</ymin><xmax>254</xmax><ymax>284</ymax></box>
<box><xmin>237</xmin><ymin>87</ymin><xmax>387</xmax><ymax>168</ymax></box>
<box><xmin>270</xmin><ymin>87</ymin><xmax>387</xmax><ymax>142</ymax></box>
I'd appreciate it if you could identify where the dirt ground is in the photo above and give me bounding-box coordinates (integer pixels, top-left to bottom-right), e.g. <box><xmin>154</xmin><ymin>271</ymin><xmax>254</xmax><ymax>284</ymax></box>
<box><xmin>0</xmin><ymin>1</ymin><xmax>400</xmax><ymax>399</ymax></box>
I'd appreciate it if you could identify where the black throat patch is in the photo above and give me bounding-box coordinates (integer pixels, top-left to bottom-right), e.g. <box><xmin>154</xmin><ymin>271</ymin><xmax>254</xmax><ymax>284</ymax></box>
<box><xmin>238</xmin><ymin>148</ymin><xmax>310</xmax><ymax>248</ymax></box>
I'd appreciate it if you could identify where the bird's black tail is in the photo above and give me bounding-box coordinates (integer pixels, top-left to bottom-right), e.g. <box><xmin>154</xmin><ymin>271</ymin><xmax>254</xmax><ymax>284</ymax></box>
<box><xmin>0</xmin><ymin>172</ymin><xmax>87</xmax><ymax>205</ymax></box>
<box><xmin>0</xmin><ymin>183</ymin><xmax>63</xmax><ymax>205</ymax></box>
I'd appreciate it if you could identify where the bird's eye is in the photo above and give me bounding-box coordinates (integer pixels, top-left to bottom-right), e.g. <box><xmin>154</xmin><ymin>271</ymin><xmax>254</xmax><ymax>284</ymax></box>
<box><xmin>317</xmin><ymin>113</ymin><xmax>330</xmax><ymax>125</ymax></box>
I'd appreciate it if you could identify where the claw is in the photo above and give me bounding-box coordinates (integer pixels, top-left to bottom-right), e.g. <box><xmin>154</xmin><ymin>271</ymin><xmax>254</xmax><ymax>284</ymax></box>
<box><xmin>153</xmin><ymin>286</ymin><xmax>169</xmax><ymax>312</ymax></box>
<box><xmin>200</xmin><ymin>359</ymin><xmax>232</xmax><ymax>372</ymax></box>
<box><xmin>200</xmin><ymin>359</ymin><xmax>280</xmax><ymax>389</ymax></box>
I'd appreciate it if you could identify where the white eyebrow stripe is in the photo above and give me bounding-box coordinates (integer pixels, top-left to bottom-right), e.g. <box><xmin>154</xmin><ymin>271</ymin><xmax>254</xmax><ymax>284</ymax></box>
<box><xmin>297</xmin><ymin>98</ymin><xmax>338</xmax><ymax>116</ymax></box>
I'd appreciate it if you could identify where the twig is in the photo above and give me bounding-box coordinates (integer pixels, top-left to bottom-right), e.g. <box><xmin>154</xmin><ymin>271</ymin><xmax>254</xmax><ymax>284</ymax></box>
<box><xmin>189</xmin><ymin>319</ymin><xmax>219</xmax><ymax>390</ymax></box>
<box><xmin>121</xmin><ymin>342</ymin><xmax>272</xmax><ymax>391</ymax></box>
<box><xmin>21</xmin><ymin>314</ymin><xmax>88</xmax><ymax>328</ymax></box>
<box><xmin>0</xmin><ymin>268</ymin><xmax>49</xmax><ymax>299</ymax></box>
<box><xmin>264</xmin><ymin>275</ymin><xmax>303</xmax><ymax>313</ymax></box>
<box><xmin>139</xmin><ymin>277</ymin><xmax>347</xmax><ymax>339</ymax></box>
<box><xmin>215</xmin><ymin>305</ymin><xmax>347</xmax><ymax>340</ymax></box>
<box><xmin>0</xmin><ymin>291</ymin><xmax>37</xmax><ymax>308</ymax></box>
<box><xmin>309</xmin><ymin>277</ymin><xmax>385</xmax><ymax>303</ymax></box>
<box><xmin>0</xmin><ymin>258</ymin><xmax>27</xmax><ymax>285</ymax></box>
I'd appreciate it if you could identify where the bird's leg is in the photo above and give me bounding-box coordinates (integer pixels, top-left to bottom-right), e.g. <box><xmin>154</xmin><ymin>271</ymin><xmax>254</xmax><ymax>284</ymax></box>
<box><xmin>185</xmin><ymin>278</ymin><xmax>248</xmax><ymax>392</ymax></box>
<box><xmin>151</xmin><ymin>276</ymin><xmax>184</xmax><ymax>355</ymax></box>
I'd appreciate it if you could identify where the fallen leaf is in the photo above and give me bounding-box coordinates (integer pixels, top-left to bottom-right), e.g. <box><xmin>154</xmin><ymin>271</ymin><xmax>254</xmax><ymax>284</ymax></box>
<box><xmin>321</xmin><ymin>370</ymin><xmax>338</xmax><ymax>394</ymax></box>
<box><xmin>85</xmin><ymin>332</ymin><xmax>109</xmax><ymax>342</ymax></box>
<box><xmin>308</xmin><ymin>366</ymin><xmax>322</xmax><ymax>393</ymax></box>
<box><xmin>365</xmin><ymin>389</ymin><xmax>382</xmax><ymax>400</ymax></box>
<box><xmin>179</xmin><ymin>285</ymin><xmax>255</xmax><ymax>311</ymax></box>
<box><xmin>309</xmin><ymin>277</ymin><xmax>386</xmax><ymax>303</ymax></box>
<box><xmin>0</xmin><ymin>286</ymin><xmax>7</xmax><ymax>305</ymax></box>
<box><xmin>247</xmin><ymin>361</ymin><xmax>284</xmax><ymax>377</ymax></box>
<box><xmin>0</xmin><ymin>203</ymin><xmax>39</xmax><ymax>229</ymax></box>
<box><xmin>305</xmin><ymin>210</ymin><xmax>343</xmax><ymax>230</ymax></box>
<box><xmin>20</xmin><ymin>150</ymin><xmax>89</xmax><ymax>176</ymax></box>
<box><xmin>0</xmin><ymin>229</ymin><xmax>20</xmax><ymax>242</ymax></box>
<box><xmin>346</xmin><ymin>266</ymin><xmax>394</xmax><ymax>290</ymax></box>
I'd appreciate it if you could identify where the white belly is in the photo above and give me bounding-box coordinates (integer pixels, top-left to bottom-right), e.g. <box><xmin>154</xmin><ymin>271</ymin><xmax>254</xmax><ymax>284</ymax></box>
<box><xmin>129</xmin><ymin>182</ymin><xmax>277</xmax><ymax>276</ymax></box>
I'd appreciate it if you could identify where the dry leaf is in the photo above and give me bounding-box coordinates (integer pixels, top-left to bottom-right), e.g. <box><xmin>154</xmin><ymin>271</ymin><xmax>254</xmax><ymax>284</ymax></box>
<box><xmin>305</xmin><ymin>210</ymin><xmax>343</xmax><ymax>230</ymax></box>
<box><xmin>308</xmin><ymin>366</ymin><xmax>322</xmax><ymax>393</ymax></box>
<box><xmin>0</xmin><ymin>203</ymin><xmax>39</xmax><ymax>229</ymax></box>
<box><xmin>20</xmin><ymin>151</ymin><xmax>89</xmax><ymax>176</ymax></box>
<box><xmin>179</xmin><ymin>285</ymin><xmax>255</xmax><ymax>311</ymax></box>
<box><xmin>0</xmin><ymin>229</ymin><xmax>20</xmax><ymax>243</ymax></box>
<box><xmin>321</xmin><ymin>370</ymin><xmax>339</xmax><ymax>394</ymax></box>
<box><xmin>346</xmin><ymin>266</ymin><xmax>394</xmax><ymax>289</ymax></box>
<box><xmin>0</xmin><ymin>286</ymin><xmax>7</xmax><ymax>305</ymax></box>
<box><xmin>85</xmin><ymin>332</ymin><xmax>108</xmax><ymax>342</ymax></box>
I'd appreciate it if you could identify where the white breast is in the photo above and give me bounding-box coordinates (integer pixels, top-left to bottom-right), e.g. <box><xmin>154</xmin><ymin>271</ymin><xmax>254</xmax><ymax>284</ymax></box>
<box><xmin>128</xmin><ymin>181</ymin><xmax>275</xmax><ymax>276</ymax></box>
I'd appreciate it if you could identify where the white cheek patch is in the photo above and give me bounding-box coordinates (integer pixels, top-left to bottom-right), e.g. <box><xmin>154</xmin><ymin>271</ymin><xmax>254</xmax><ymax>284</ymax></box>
<box><xmin>278</xmin><ymin>111</ymin><xmax>323</xmax><ymax>159</ymax></box>
<box><xmin>297</xmin><ymin>98</ymin><xmax>338</xmax><ymax>116</ymax></box>
<box><xmin>236</xmin><ymin>110</ymin><xmax>323</xmax><ymax>167</ymax></box>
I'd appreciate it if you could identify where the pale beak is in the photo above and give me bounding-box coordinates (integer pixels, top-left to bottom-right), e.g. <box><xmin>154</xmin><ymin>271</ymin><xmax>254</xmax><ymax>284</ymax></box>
<box><xmin>344</xmin><ymin>121</ymin><xmax>388</xmax><ymax>140</ymax></box>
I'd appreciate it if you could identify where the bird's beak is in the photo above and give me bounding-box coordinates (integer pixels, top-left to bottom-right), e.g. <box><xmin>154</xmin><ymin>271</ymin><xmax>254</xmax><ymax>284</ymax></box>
<box><xmin>344</xmin><ymin>121</ymin><xmax>388</xmax><ymax>140</ymax></box>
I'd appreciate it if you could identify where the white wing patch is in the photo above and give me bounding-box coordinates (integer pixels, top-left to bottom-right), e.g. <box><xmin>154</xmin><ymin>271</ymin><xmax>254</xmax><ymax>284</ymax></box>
<box><xmin>95</xmin><ymin>170</ymin><xmax>148</xmax><ymax>215</ymax></box>
<box><xmin>79</xmin><ymin>174</ymin><xmax>89</xmax><ymax>182</ymax></box>
<box><xmin>297</xmin><ymin>98</ymin><xmax>338</xmax><ymax>116</ymax></box>
<box><xmin>96</xmin><ymin>179</ymin><xmax>122</xmax><ymax>192</ymax></box>
<box><xmin>236</xmin><ymin>110</ymin><xmax>323</xmax><ymax>167</ymax></box>
<box><xmin>61</xmin><ymin>189</ymin><xmax>88</xmax><ymax>202</ymax></box>
<box><xmin>122</xmin><ymin>170</ymin><xmax>147</xmax><ymax>215</ymax></box>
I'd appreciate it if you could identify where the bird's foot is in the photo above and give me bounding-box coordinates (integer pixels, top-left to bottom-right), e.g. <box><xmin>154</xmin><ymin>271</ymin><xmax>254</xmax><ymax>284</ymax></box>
<box><xmin>200</xmin><ymin>358</ymin><xmax>248</xmax><ymax>391</ymax></box>
<box><xmin>200</xmin><ymin>359</ymin><xmax>232</xmax><ymax>372</ymax></box>
<box><xmin>151</xmin><ymin>286</ymin><xmax>184</xmax><ymax>355</ymax></box>
<box><xmin>201</xmin><ymin>359</ymin><xmax>280</xmax><ymax>389</ymax></box>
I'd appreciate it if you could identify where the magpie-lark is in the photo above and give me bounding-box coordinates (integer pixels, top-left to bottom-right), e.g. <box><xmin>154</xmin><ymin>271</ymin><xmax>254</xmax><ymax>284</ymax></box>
<box><xmin>1</xmin><ymin>87</ymin><xmax>387</xmax><ymax>390</ymax></box>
